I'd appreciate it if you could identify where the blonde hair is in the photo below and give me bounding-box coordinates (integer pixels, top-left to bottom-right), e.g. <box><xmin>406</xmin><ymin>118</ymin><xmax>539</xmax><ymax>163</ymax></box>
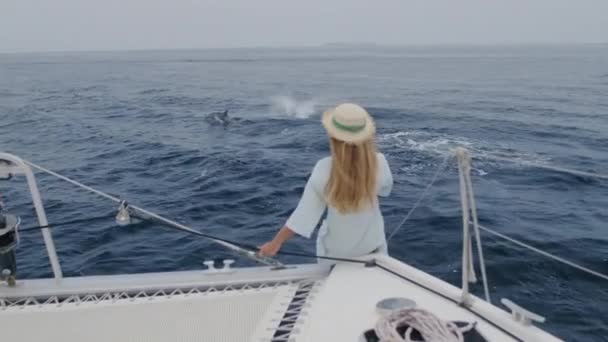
<box><xmin>325</xmin><ymin>137</ymin><xmax>378</xmax><ymax>213</ymax></box>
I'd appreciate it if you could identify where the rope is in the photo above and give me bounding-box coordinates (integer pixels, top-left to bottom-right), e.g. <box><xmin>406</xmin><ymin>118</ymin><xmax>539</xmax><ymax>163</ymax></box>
<box><xmin>23</xmin><ymin>160</ymin><xmax>284</xmax><ymax>268</ymax></box>
<box><xmin>139</xmin><ymin>213</ymin><xmax>371</xmax><ymax>265</ymax></box>
<box><xmin>17</xmin><ymin>214</ymin><xmax>115</xmax><ymax>232</ymax></box>
<box><xmin>461</xmin><ymin>151</ymin><xmax>491</xmax><ymax>303</ymax></box>
<box><xmin>457</xmin><ymin>151</ymin><xmax>475</xmax><ymax>302</ymax></box>
<box><xmin>274</xmin><ymin>250</ymin><xmax>370</xmax><ymax>264</ymax></box>
<box><xmin>24</xmin><ymin>161</ymin><xmax>121</xmax><ymax>202</ymax></box>
<box><xmin>22</xmin><ymin>160</ymin><xmax>378</xmax><ymax>267</ymax></box>
<box><xmin>12</xmin><ymin>208</ymin><xmax>369</xmax><ymax>266</ymax></box>
<box><xmin>387</xmin><ymin>155</ymin><xmax>451</xmax><ymax>242</ymax></box>
<box><xmin>374</xmin><ymin>308</ymin><xmax>475</xmax><ymax>342</ymax></box>
<box><xmin>23</xmin><ymin>155</ymin><xmax>608</xmax><ymax>282</ymax></box>
<box><xmin>477</xmin><ymin>223</ymin><xmax>608</xmax><ymax>282</ymax></box>
<box><xmin>375</xmin><ymin>264</ymin><xmax>523</xmax><ymax>342</ymax></box>
<box><xmin>477</xmin><ymin>155</ymin><xmax>608</xmax><ymax>181</ymax></box>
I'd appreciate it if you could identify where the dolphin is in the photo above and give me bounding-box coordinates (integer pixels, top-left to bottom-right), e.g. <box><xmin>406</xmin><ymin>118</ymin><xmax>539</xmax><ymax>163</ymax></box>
<box><xmin>204</xmin><ymin>110</ymin><xmax>230</xmax><ymax>126</ymax></box>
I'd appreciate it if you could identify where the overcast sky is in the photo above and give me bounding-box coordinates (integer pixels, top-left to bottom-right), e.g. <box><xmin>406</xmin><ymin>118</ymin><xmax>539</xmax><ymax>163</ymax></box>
<box><xmin>1</xmin><ymin>0</ymin><xmax>607</xmax><ymax>53</ymax></box>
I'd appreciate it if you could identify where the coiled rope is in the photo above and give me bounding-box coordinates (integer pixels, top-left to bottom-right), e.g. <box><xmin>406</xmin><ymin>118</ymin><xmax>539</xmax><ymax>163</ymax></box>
<box><xmin>375</xmin><ymin>308</ymin><xmax>475</xmax><ymax>342</ymax></box>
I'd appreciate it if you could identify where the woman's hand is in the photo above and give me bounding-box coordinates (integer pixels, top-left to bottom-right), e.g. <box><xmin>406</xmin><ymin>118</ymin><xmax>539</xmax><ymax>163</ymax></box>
<box><xmin>258</xmin><ymin>226</ymin><xmax>295</xmax><ymax>257</ymax></box>
<box><xmin>258</xmin><ymin>240</ymin><xmax>282</xmax><ymax>257</ymax></box>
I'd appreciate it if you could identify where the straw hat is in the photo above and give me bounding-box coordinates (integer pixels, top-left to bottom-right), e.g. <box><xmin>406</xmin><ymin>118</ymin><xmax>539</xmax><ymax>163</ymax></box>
<box><xmin>322</xmin><ymin>103</ymin><xmax>375</xmax><ymax>144</ymax></box>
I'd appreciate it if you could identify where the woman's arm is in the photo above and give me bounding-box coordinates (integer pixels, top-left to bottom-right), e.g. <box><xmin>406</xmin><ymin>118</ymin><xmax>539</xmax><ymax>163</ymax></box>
<box><xmin>259</xmin><ymin>160</ymin><xmax>327</xmax><ymax>257</ymax></box>
<box><xmin>378</xmin><ymin>153</ymin><xmax>393</xmax><ymax>197</ymax></box>
<box><xmin>258</xmin><ymin>225</ymin><xmax>295</xmax><ymax>256</ymax></box>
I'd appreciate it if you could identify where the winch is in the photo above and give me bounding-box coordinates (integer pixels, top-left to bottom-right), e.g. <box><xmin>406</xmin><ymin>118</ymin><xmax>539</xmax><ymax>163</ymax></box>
<box><xmin>0</xmin><ymin>198</ymin><xmax>19</xmax><ymax>287</ymax></box>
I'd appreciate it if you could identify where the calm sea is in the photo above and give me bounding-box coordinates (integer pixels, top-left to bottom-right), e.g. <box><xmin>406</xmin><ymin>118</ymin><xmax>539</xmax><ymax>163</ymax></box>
<box><xmin>1</xmin><ymin>45</ymin><xmax>607</xmax><ymax>341</ymax></box>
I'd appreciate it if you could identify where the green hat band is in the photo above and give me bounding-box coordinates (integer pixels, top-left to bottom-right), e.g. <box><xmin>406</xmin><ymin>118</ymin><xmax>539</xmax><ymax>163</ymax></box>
<box><xmin>332</xmin><ymin>117</ymin><xmax>366</xmax><ymax>133</ymax></box>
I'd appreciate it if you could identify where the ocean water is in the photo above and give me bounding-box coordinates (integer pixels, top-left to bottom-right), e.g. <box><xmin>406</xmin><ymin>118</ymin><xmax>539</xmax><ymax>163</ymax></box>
<box><xmin>1</xmin><ymin>45</ymin><xmax>607</xmax><ymax>341</ymax></box>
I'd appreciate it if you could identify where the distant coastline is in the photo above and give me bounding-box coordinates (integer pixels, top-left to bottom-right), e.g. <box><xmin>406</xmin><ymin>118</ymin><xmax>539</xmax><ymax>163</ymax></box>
<box><xmin>322</xmin><ymin>42</ymin><xmax>381</xmax><ymax>48</ymax></box>
<box><xmin>1</xmin><ymin>42</ymin><xmax>607</xmax><ymax>56</ymax></box>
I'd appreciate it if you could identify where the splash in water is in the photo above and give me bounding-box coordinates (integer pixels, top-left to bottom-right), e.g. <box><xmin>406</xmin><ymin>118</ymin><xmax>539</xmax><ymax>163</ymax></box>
<box><xmin>270</xmin><ymin>95</ymin><xmax>316</xmax><ymax>119</ymax></box>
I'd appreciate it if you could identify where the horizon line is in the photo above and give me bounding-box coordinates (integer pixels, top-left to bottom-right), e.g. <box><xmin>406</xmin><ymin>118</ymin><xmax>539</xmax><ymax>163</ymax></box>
<box><xmin>1</xmin><ymin>41</ymin><xmax>607</xmax><ymax>56</ymax></box>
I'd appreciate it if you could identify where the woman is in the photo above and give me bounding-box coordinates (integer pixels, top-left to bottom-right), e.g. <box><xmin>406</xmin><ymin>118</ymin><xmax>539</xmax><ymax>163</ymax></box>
<box><xmin>259</xmin><ymin>103</ymin><xmax>393</xmax><ymax>260</ymax></box>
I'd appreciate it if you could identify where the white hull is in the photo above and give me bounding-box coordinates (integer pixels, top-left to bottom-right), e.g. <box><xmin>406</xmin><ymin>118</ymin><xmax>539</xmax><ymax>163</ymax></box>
<box><xmin>1</xmin><ymin>150</ymin><xmax>587</xmax><ymax>341</ymax></box>
<box><xmin>1</xmin><ymin>254</ymin><xmax>561</xmax><ymax>342</ymax></box>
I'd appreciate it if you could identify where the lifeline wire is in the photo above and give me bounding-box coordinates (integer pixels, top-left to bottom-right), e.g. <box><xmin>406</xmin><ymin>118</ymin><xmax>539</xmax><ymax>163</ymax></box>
<box><xmin>17</xmin><ymin>214</ymin><xmax>116</xmax><ymax>232</ymax></box>
<box><xmin>387</xmin><ymin>154</ymin><xmax>451</xmax><ymax>242</ymax></box>
<box><xmin>22</xmin><ymin>157</ymin><xmax>608</xmax><ymax>281</ymax></box>
<box><xmin>477</xmin><ymin>223</ymin><xmax>608</xmax><ymax>282</ymax></box>
<box><xmin>476</xmin><ymin>154</ymin><xmax>608</xmax><ymax>181</ymax></box>
<box><xmin>23</xmin><ymin>160</ymin><xmax>284</xmax><ymax>268</ymax></box>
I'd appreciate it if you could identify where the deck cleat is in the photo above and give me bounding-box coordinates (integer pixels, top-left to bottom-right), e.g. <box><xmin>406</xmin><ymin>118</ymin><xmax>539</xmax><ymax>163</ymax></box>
<box><xmin>501</xmin><ymin>298</ymin><xmax>546</xmax><ymax>326</ymax></box>
<box><xmin>203</xmin><ymin>259</ymin><xmax>236</xmax><ymax>274</ymax></box>
<box><xmin>203</xmin><ymin>260</ymin><xmax>217</xmax><ymax>272</ymax></box>
<box><xmin>222</xmin><ymin>259</ymin><xmax>235</xmax><ymax>271</ymax></box>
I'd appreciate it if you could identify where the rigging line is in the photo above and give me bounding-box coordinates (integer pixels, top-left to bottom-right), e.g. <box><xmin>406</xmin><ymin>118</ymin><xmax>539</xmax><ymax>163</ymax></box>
<box><xmin>477</xmin><ymin>223</ymin><xmax>608</xmax><ymax>282</ymax></box>
<box><xmin>462</xmin><ymin>151</ymin><xmax>491</xmax><ymax>303</ymax></box>
<box><xmin>23</xmin><ymin>160</ymin><xmax>283</xmax><ymax>268</ymax></box>
<box><xmin>275</xmin><ymin>250</ymin><xmax>369</xmax><ymax>264</ymax></box>
<box><xmin>387</xmin><ymin>154</ymin><xmax>452</xmax><ymax>242</ymax></box>
<box><xmin>141</xmin><ymin>214</ymin><xmax>370</xmax><ymax>265</ymax></box>
<box><xmin>17</xmin><ymin>214</ymin><xmax>116</xmax><ymax>232</ymax></box>
<box><xmin>27</xmin><ymin>156</ymin><xmax>605</xmax><ymax>278</ymax></box>
<box><xmin>475</xmin><ymin>154</ymin><xmax>608</xmax><ymax>181</ymax></box>
<box><xmin>24</xmin><ymin>161</ymin><xmax>121</xmax><ymax>202</ymax></box>
<box><xmin>19</xmin><ymin>161</ymin><xmax>363</xmax><ymax>266</ymax></box>
<box><xmin>11</xmin><ymin>207</ymin><xmax>363</xmax><ymax>265</ymax></box>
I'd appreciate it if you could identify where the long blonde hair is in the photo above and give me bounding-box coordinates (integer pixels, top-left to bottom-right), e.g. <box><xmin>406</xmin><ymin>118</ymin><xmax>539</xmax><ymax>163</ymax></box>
<box><xmin>325</xmin><ymin>137</ymin><xmax>378</xmax><ymax>213</ymax></box>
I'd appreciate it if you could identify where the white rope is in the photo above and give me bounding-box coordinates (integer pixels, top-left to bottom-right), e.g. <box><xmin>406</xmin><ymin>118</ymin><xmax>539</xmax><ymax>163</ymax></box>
<box><xmin>477</xmin><ymin>223</ymin><xmax>608</xmax><ymax>282</ymax></box>
<box><xmin>463</xmin><ymin>156</ymin><xmax>491</xmax><ymax>303</ymax></box>
<box><xmin>387</xmin><ymin>155</ymin><xmax>451</xmax><ymax>242</ymax></box>
<box><xmin>24</xmin><ymin>161</ymin><xmax>122</xmax><ymax>203</ymax></box>
<box><xmin>455</xmin><ymin>148</ymin><xmax>491</xmax><ymax>303</ymax></box>
<box><xmin>23</xmin><ymin>160</ymin><xmax>284</xmax><ymax>268</ymax></box>
<box><xmin>477</xmin><ymin>154</ymin><xmax>608</xmax><ymax>181</ymax></box>
<box><xmin>457</xmin><ymin>152</ymin><xmax>474</xmax><ymax>303</ymax></box>
<box><xmin>375</xmin><ymin>308</ymin><xmax>475</xmax><ymax>342</ymax></box>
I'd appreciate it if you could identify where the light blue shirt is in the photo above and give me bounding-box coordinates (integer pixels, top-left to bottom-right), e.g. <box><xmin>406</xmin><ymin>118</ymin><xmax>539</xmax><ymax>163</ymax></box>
<box><xmin>286</xmin><ymin>153</ymin><xmax>393</xmax><ymax>259</ymax></box>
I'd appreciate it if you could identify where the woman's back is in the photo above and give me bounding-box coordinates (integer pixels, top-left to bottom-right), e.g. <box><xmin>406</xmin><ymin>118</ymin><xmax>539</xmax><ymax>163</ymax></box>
<box><xmin>286</xmin><ymin>152</ymin><xmax>393</xmax><ymax>257</ymax></box>
<box><xmin>310</xmin><ymin>152</ymin><xmax>393</xmax><ymax>204</ymax></box>
<box><xmin>258</xmin><ymin>103</ymin><xmax>393</xmax><ymax>260</ymax></box>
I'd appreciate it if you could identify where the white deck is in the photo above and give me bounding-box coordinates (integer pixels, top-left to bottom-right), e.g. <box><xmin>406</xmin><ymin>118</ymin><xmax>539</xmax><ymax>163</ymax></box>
<box><xmin>0</xmin><ymin>151</ymin><xmax>584</xmax><ymax>342</ymax></box>
<box><xmin>0</xmin><ymin>256</ymin><xmax>561</xmax><ymax>342</ymax></box>
<box><xmin>1</xmin><ymin>285</ymin><xmax>294</xmax><ymax>342</ymax></box>
<box><xmin>298</xmin><ymin>260</ymin><xmax>553</xmax><ymax>341</ymax></box>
